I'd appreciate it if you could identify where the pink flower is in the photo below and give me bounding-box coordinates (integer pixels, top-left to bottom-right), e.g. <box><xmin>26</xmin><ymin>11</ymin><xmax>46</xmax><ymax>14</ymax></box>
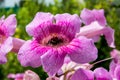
<box><xmin>71</xmin><ymin>67</ymin><xmax>112</xmax><ymax>80</ymax></box>
<box><xmin>76</xmin><ymin>21</ymin><xmax>115</xmax><ymax>48</ymax></box>
<box><xmin>80</xmin><ymin>8</ymin><xmax>106</xmax><ymax>26</ymax></box>
<box><xmin>7</xmin><ymin>73</ymin><xmax>24</xmax><ymax>80</ymax></box>
<box><xmin>0</xmin><ymin>14</ymin><xmax>17</xmax><ymax>64</ymax></box>
<box><xmin>57</xmin><ymin>57</ymin><xmax>90</xmax><ymax>76</ymax></box>
<box><xmin>57</xmin><ymin>57</ymin><xmax>112</xmax><ymax>80</ymax></box>
<box><xmin>57</xmin><ymin>57</ymin><xmax>91</xmax><ymax>80</ymax></box>
<box><xmin>23</xmin><ymin>70</ymin><xmax>40</xmax><ymax>80</ymax></box>
<box><xmin>7</xmin><ymin>70</ymin><xmax>40</xmax><ymax>80</ymax></box>
<box><xmin>78</xmin><ymin>9</ymin><xmax>115</xmax><ymax>48</ymax></box>
<box><xmin>18</xmin><ymin>12</ymin><xmax>98</xmax><ymax>76</ymax></box>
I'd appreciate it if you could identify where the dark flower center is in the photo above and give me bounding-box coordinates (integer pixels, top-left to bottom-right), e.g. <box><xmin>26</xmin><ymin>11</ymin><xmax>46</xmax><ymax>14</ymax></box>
<box><xmin>41</xmin><ymin>34</ymin><xmax>69</xmax><ymax>47</ymax></box>
<box><xmin>47</xmin><ymin>37</ymin><xmax>63</xmax><ymax>46</ymax></box>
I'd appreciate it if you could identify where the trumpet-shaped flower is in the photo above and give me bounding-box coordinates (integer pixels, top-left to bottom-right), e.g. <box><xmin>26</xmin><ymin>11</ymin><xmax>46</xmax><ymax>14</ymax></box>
<box><xmin>76</xmin><ymin>21</ymin><xmax>115</xmax><ymax>48</ymax></box>
<box><xmin>0</xmin><ymin>14</ymin><xmax>17</xmax><ymax>64</ymax></box>
<box><xmin>18</xmin><ymin>12</ymin><xmax>97</xmax><ymax>76</ymax></box>
<box><xmin>79</xmin><ymin>9</ymin><xmax>115</xmax><ymax>48</ymax></box>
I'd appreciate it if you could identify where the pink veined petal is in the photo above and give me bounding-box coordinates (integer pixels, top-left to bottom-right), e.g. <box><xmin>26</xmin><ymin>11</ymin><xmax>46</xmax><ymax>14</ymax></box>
<box><xmin>41</xmin><ymin>48</ymin><xmax>67</xmax><ymax>76</ymax></box>
<box><xmin>64</xmin><ymin>56</ymin><xmax>71</xmax><ymax>64</ymax></box>
<box><xmin>94</xmin><ymin>67</ymin><xmax>112</xmax><ymax>80</ymax></box>
<box><xmin>110</xmin><ymin>49</ymin><xmax>120</xmax><ymax>63</ymax></box>
<box><xmin>0</xmin><ymin>51</ymin><xmax>7</xmax><ymax>64</ymax></box>
<box><xmin>2</xmin><ymin>14</ymin><xmax>17</xmax><ymax>36</ymax></box>
<box><xmin>67</xmin><ymin>36</ymin><xmax>98</xmax><ymax>63</ymax></box>
<box><xmin>55</xmin><ymin>13</ymin><xmax>81</xmax><ymax>32</ymax></box>
<box><xmin>76</xmin><ymin>21</ymin><xmax>104</xmax><ymax>38</ymax></box>
<box><xmin>76</xmin><ymin>21</ymin><xmax>115</xmax><ymax>48</ymax></box>
<box><xmin>80</xmin><ymin>8</ymin><xmax>95</xmax><ymax>25</ymax></box>
<box><xmin>71</xmin><ymin>68</ymin><xmax>94</xmax><ymax>80</ymax></box>
<box><xmin>0</xmin><ymin>37</ymin><xmax>13</xmax><ymax>53</ymax></box>
<box><xmin>92</xmin><ymin>9</ymin><xmax>106</xmax><ymax>26</ymax></box>
<box><xmin>12</xmin><ymin>38</ymin><xmax>25</xmax><ymax>53</ymax></box>
<box><xmin>0</xmin><ymin>37</ymin><xmax>13</xmax><ymax>64</ymax></box>
<box><xmin>18</xmin><ymin>40</ymin><xmax>50</xmax><ymax>67</ymax></box>
<box><xmin>55</xmin><ymin>13</ymin><xmax>81</xmax><ymax>40</ymax></box>
<box><xmin>80</xmin><ymin>8</ymin><xmax>106</xmax><ymax>26</ymax></box>
<box><xmin>26</xmin><ymin>12</ymin><xmax>54</xmax><ymax>38</ymax></box>
<box><xmin>114</xmin><ymin>65</ymin><xmax>120</xmax><ymax>80</ymax></box>
<box><xmin>109</xmin><ymin>60</ymin><xmax>117</xmax><ymax>78</ymax></box>
<box><xmin>102</xmin><ymin>26</ymin><xmax>115</xmax><ymax>48</ymax></box>
<box><xmin>91</xmin><ymin>36</ymin><xmax>100</xmax><ymax>42</ymax></box>
<box><xmin>23</xmin><ymin>70</ymin><xmax>40</xmax><ymax>80</ymax></box>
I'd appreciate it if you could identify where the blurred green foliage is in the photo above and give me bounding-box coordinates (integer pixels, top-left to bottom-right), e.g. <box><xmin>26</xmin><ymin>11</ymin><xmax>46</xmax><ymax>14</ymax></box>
<box><xmin>0</xmin><ymin>0</ymin><xmax>120</xmax><ymax>80</ymax></box>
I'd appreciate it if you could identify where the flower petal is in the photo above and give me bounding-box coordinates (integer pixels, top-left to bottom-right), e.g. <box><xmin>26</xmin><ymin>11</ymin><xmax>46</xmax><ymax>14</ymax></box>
<box><xmin>76</xmin><ymin>21</ymin><xmax>104</xmax><ymax>39</ymax></box>
<box><xmin>92</xmin><ymin>9</ymin><xmax>106</xmax><ymax>26</ymax></box>
<box><xmin>15</xmin><ymin>73</ymin><xmax>24</xmax><ymax>80</ymax></box>
<box><xmin>0</xmin><ymin>15</ymin><xmax>5</xmax><ymax>24</ymax></box>
<box><xmin>26</xmin><ymin>12</ymin><xmax>54</xmax><ymax>38</ymax></box>
<box><xmin>2</xmin><ymin>14</ymin><xmax>17</xmax><ymax>36</ymax></box>
<box><xmin>80</xmin><ymin>8</ymin><xmax>95</xmax><ymax>25</ymax></box>
<box><xmin>80</xmin><ymin>8</ymin><xmax>106</xmax><ymax>26</ymax></box>
<box><xmin>109</xmin><ymin>60</ymin><xmax>117</xmax><ymax>78</ymax></box>
<box><xmin>18</xmin><ymin>40</ymin><xmax>49</xmax><ymax>67</ymax></box>
<box><xmin>12</xmin><ymin>38</ymin><xmax>25</xmax><ymax>53</ymax></box>
<box><xmin>94</xmin><ymin>67</ymin><xmax>112</xmax><ymax>80</ymax></box>
<box><xmin>0</xmin><ymin>37</ymin><xmax>13</xmax><ymax>53</ymax></box>
<box><xmin>41</xmin><ymin>48</ymin><xmax>66</xmax><ymax>76</ymax></box>
<box><xmin>110</xmin><ymin>49</ymin><xmax>120</xmax><ymax>64</ymax></box>
<box><xmin>0</xmin><ymin>52</ymin><xmax>7</xmax><ymax>64</ymax></box>
<box><xmin>46</xmin><ymin>77</ymin><xmax>59</xmax><ymax>80</ymax></box>
<box><xmin>23</xmin><ymin>70</ymin><xmax>40</xmax><ymax>80</ymax></box>
<box><xmin>76</xmin><ymin>21</ymin><xmax>115</xmax><ymax>48</ymax></box>
<box><xmin>55</xmin><ymin>13</ymin><xmax>81</xmax><ymax>40</ymax></box>
<box><xmin>114</xmin><ymin>65</ymin><xmax>120</xmax><ymax>80</ymax></box>
<box><xmin>67</xmin><ymin>36</ymin><xmax>98</xmax><ymax>63</ymax></box>
<box><xmin>102</xmin><ymin>26</ymin><xmax>115</xmax><ymax>48</ymax></box>
<box><xmin>0</xmin><ymin>37</ymin><xmax>13</xmax><ymax>64</ymax></box>
<box><xmin>7</xmin><ymin>73</ymin><xmax>24</xmax><ymax>80</ymax></box>
<box><xmin>7</xmin><ymin>74</ymin><xmax>16</xmax><ymax>79</ymax></box>
<box><xmin>71</xmin><ymin>68</ymin><xmax>94</xmax><ymax>80</ymax></box>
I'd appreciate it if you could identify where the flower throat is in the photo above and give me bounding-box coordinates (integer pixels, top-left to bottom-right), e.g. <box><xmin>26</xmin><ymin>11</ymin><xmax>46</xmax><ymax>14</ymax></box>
<box><xmin>47</xmin><ymin>37</ymin><xmax>63</xmax><ymax>46</ymax></box>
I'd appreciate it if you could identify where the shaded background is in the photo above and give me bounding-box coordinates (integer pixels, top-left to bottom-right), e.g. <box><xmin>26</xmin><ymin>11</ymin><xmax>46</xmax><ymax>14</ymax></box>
<box><xmin>0</xmin><ymin>0</ymin><xmax>120</xmax><ymax>80</ymax></box>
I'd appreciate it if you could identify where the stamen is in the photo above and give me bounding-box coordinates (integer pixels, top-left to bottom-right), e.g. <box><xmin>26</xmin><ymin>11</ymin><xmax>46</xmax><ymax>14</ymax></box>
<box><xmin>47</xmin><ymin>37</ymin><xmax>63</xmax><ymax>46</ymax></box>
<box><xmin>42</xmin><ymin>34</ymin><xmax>69</xmax><ymax>47</ymax></box>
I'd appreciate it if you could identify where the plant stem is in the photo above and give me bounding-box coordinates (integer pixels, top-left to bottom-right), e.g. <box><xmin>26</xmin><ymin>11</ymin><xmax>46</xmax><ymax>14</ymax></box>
<box><xmin>91</xmin><ymin>57</ymin><xmax>113</xmax><ymax>66</ymax></box>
